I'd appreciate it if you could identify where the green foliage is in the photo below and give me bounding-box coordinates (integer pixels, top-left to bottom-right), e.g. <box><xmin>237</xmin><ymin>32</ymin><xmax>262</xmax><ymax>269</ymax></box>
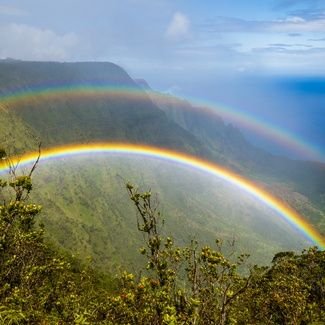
<box><xmin>0</xmin><ymin>168</ymin><xmax>324</xmax><ymax>324</ymax></box>
<box><xmin>104</xmin><ymin>185</ymin><xmax>251</xmax><ymax>324</ymax></box>
<box><xmin>0</xmin><ymin>169</ymin><xmax>114</xmax><ymax>323</ymax></box>
<box><xmin>241</xmin><ymin>247</ymin><xmax>325</xmax><ymax>324</ymax></box>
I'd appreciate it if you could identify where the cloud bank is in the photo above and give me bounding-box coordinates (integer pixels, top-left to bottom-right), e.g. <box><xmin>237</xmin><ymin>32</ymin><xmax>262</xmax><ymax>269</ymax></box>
<box><xmin>0</xmin><ymin>24</ymin><xmax>79</xmax><ymax>61</ymax></box>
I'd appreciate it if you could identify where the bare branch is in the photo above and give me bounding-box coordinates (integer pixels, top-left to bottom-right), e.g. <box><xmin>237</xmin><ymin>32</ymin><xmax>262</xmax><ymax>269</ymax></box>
<box><xmin>28</xmin><ymin>142</ymin><xmax>42</xmax><ymax>177</ymax></box>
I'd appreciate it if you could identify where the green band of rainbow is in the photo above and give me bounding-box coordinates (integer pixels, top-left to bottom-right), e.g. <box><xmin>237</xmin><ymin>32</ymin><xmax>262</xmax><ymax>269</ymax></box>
<box><xmin>0</xmin><ymin>84</ymin><xmax>323</xmax><ymax>161</ymax></box>
<box><xmin>0</xmin><ymin>142</ymin><xmax>324</xmax><ymax>249</ymax></box>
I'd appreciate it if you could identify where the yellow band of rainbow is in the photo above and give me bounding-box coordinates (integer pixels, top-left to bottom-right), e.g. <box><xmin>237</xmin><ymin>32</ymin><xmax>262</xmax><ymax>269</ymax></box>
<box><xmin>1</xmin><ymin>142</ymin><xmax>324</xmax><ymax>249</ymax></box>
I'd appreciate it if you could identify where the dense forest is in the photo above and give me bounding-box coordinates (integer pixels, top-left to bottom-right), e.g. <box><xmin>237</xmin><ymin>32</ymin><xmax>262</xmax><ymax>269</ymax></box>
<box><xmin>0</xmin><ymin>149</ymin><xmax>324</xmax><ymax>324</ymax></box>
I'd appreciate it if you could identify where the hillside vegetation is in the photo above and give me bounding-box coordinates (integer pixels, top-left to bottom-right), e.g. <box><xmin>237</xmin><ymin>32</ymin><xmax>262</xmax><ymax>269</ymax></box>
<box><xmin>28</xmin><ymin>156</ymin><xmax>309</xmax><ymax>269</ymax></box>
<box><xmin>0</xmin><ymin>159</ymin><xmax>324</xmax><ymax>324</ymax></box>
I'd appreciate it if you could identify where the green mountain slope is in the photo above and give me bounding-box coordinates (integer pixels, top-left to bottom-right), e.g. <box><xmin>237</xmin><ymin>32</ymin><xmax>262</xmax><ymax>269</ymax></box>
<box><xmin>0</xmin><ymin>60</ymin><xmax>204</xmax><ymax>155</ymax></box>
<box><xmin>0</xmin><ymin>60</ymin><xmax>324</xmax><ymax>269</ymax></box>
<box><xmin>0</xmin><ymin>104</ymin><xmax>40</xmax><ymax>153</ymax></box>
<box><xmin>27</xmin><ymin>155</ymin><xmax>309</xmax><ymax>269</ymax></box>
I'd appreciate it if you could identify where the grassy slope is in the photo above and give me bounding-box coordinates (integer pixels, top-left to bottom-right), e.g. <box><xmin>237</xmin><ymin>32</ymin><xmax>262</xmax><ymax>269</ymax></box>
<box><xmin>0</xmin><ymin>104</ymin><xmax>40</xmax><ymax>153</ymax></box>
<box><xmin>27</xmin><ymin>156</ymin><xmax>309</xmax><ymax>270</ymax></box>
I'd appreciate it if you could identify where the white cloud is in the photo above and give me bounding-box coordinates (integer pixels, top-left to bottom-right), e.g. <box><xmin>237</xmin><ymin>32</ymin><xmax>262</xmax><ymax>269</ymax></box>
<box><xmin>165</xmin><ymin>12</ymin><xmax>190</xmax><ymax>41</ymax></box>
<box><xmin>284</xmin><ymin>16</ymin><xmax>306</xmax><ymax>23</ymax></box>
<box><xmin>0</xmin><ymin>23</ymin><xmax>79</xmax><ymax>61</ymax></box>
<box><xmin>272</xmin><ymin>16</ymin><xmax>325</xmax><ymax>32</ymax></box>
<box><xmin>202</xmin><ymin>15</ymin><xmax>325</xmax><ymax>33</ymax></box>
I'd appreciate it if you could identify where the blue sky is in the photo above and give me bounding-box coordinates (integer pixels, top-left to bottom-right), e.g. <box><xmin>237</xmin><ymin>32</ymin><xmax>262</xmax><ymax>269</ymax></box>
<box><xmin>0</xmin><ymin>0</ymin><xmax>324</xmax><ymax>79</ymax></box>
<box><xmin>0</xmin><ymin>0</ymin><xmax>324</xmax><ymax>160</ymax></box>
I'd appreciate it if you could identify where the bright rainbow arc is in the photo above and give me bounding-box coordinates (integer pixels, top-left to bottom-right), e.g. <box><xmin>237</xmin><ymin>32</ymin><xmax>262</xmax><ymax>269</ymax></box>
<box><xmin>0</xmin><ymin>142</ymin><xmax>324</xmax><ymax>249</ymax></box>
<box><xmin>0</xmin><ymin>84</ymin><xmax>323</xmax><ymax>161</ymax></box>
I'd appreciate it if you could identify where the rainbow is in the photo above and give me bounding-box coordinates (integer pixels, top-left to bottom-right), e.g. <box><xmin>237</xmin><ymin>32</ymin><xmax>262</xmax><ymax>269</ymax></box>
<box><xmin>0</xmin><ymin>142</ymin><xmax>324</xmax><ymax>249</ymax></box>
<box><xmin>157</xmin><ymin>92</ymin><xmax>324</xmax><ymax>161</ymax></box>
<box><xmin>0</xmin><ymin>84</ymin><xmax>323</xmax><ymax>161</ymax></box>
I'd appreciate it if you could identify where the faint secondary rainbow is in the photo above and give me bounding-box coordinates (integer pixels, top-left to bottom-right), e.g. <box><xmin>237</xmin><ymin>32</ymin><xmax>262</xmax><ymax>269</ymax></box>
<box><xmin>0</xmin><ymin>84</ymin><xmax>323</xmax><ymax>161</ymax></box>
<box><xmin>0</xmin><ymin>142</ymin><xmax>324</xmax><ymax>249</ymax></box>
<box><xmin>158</xmin><ymin>92</ymin><xmax>324</xmax><ymax>161</ymax></box>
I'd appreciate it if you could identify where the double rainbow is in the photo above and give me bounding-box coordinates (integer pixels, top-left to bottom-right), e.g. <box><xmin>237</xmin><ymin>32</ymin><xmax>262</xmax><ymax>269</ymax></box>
<box><xmin>0</xmin><ymin>142</ymin><xmax>324</xmax><ymax>249</ymax></box>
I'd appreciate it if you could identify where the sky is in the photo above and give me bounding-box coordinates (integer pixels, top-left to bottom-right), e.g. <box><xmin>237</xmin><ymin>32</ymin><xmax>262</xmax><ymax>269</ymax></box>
<box><xmin>0</xmin><ymin>0</ymin><xmax>324</xmax><ymax>77</ymax></box>
<box><xmin>0</xmin><ymin>0</ymin><xmax>324</xmax><ymax>160</ymax></box>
